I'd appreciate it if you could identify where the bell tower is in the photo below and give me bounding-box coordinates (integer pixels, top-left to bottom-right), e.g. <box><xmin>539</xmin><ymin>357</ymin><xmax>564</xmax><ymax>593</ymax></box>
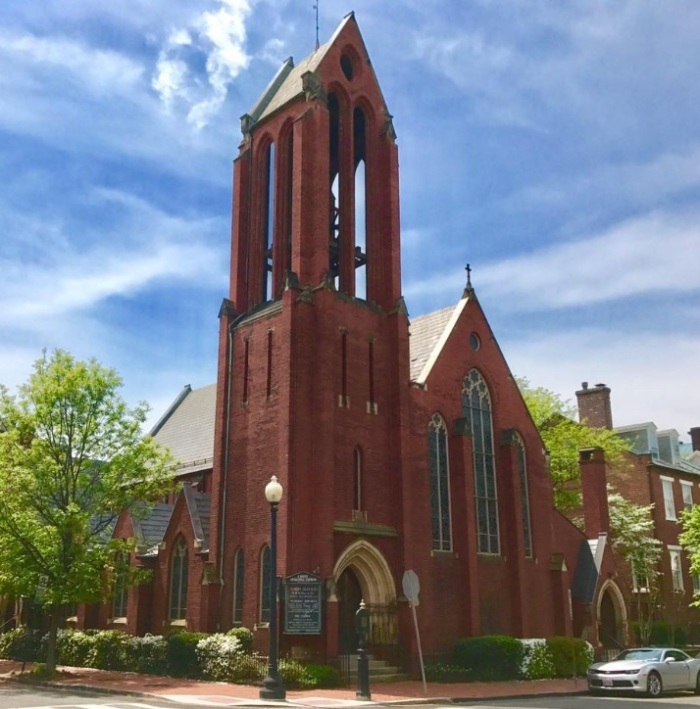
<box><xmin>229</xmin><ymin>11</ymin><xmax>402</xmax><ymax>313</ymax></box>
<box><xmin>211</xmin><ymin>13</ymin><xmax>411</xmax><ymax>659</ymax></box>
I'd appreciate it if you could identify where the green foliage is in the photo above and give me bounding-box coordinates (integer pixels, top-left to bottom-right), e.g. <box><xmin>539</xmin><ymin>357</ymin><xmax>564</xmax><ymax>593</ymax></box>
<box><xmin>0</xmin><ymin>627</ymin><xmax>42</xmax><ymax>661</ymax></box>
<box><xmin>226</xmin><ymin>626</ymin><xmax>253</xmax><ymax>654</ymax></box>
<box><xmin>166</xmin><ymin>631</ymin><xmax>207</xmax><ymax>678</ymax></box>
<box><xmin>301</xmin><ymin>664</ymin><xmax>342</xmax><ymax>688</ymax></box>
<box><xmin>680</xmin><ymin>507</ymin><xmax>700</xmax><ymax>608</ymax></box>
<box><xmin>0</xmin><ymin>350</ymin><xmax>176</xmax><ymax>671</ymax></box>
<box><xmin>196</xmin><ymin>633</ymin><xmax>244</xmax><ymax>681</ymax></box>
<box><xmin>53</xmin><ymin>629</ymin><xmax>94</xmax><ymax>667</ymax></box>
<box><xmin>637</xmin><ymin>621</ymin><xmax>687</xmax><ymax>647</ymax></box>
<box><xmin>123</xmin><ymin>634</ymin><xmax>168</xmax><ymax>675</ymax></box>
<box><xmin>279</xmin><ymin>658</ymin><xmax>315</xmax><ymax>688</ymax></box>
<box><xmin>226</xmin><ymin>652</ymin><xmax>266</xmax><ymax>684</ymax></box>
<box><xmin>545</xmin><ymin>637</ymin><xmax>593</xmax><ymax>677</ymax></box>
<box><xmin>453</xmin><ymin>635</ymin><xmax>524</xmax><ymax>681</ymax></box>
<box><xmin>85</xmin><ymin>629</ymin><xmax>128</xmax><ymax>670</ymax></box>
<box><xmin>516</xmin><ymin>377</ymin><xmax>630</xmax><ymax>513</ymax></box>
<box><xmin>520</xmin><ymin>639</ymin><xmax>556</xmax><ymax>679</ymax></box>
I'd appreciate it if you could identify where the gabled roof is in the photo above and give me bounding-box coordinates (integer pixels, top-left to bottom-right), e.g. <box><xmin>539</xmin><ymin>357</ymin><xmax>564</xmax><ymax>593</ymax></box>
<box><xmin>242</xmin><ymin>13</ymin><xmax>364</xmax><ymax>130</ymax></box>
<box><xmin>408</xmin><ymin>300</ymin><xmax>465</xmax><ymax>383</ymax></box>
<box><xmin>132</xmin><ymin>503</ymin><xmax>174</xmax><ymax>557</ymax></box>
<box><xmin>150</xmin><ymin>383</ymin><xmax>216</xmax><ymax>475</ymax></box>
<box><xmin>183</xmin><ymin>485</ymin><xmax>211</xmax><ymax>553</ymax></box>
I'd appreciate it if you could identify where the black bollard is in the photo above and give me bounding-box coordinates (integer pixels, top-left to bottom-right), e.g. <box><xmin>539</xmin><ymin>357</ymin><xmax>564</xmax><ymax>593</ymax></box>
<box><xmin>355</xmin><ymin>599</ymin><xmax>371</xmax><ymax>701</ymax></box>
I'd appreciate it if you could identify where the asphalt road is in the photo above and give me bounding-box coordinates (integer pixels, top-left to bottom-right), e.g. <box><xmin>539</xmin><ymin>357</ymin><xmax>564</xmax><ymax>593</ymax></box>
<box><xmin>453</xmin><ymin>692</ymin><xmax>700</xmax><ymax>708</ymax></box>
<box><xmin>0</xmin><ymin>687</ymin><xmax>174</xmax><ymax>709</ymax></box>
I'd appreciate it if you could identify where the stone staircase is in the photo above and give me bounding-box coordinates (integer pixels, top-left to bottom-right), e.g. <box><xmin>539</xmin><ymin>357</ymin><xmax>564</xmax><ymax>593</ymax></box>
<box><xmin>341</xmin><ymin>655</ymin><xmax>409</xmax><ymax>684</ymax></box>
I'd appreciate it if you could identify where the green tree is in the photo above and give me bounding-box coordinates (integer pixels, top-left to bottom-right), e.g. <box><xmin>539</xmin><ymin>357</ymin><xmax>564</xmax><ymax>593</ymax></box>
<box><xmin>517</xmin><ymin>378</ymin><xmax>630</xmax><ymax>513</ymax></box>
<box><xmin>679</xmin><ymin>507</ymin><xmax>700</xmax><ymax>607</ymax></box>
<box><xmin>0</xmin><ymin>350</ymin><xmax>175</xmax><ymax>672</ymax></box>
<box><xmin>608</xmin><ymin>492</ymin><xmax>662</xmax><ymax>644</ymax></box>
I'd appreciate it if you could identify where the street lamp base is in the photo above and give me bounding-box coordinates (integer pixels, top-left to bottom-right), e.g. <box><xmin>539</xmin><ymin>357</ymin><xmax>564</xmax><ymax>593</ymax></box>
<box><xmin>260</xmin><ymin>674</ymin><xmax>286</xmax><ymax>701</ymax></box>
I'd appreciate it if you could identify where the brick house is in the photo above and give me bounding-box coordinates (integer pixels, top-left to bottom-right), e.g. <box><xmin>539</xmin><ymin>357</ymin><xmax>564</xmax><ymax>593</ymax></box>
<box><xmin>81</xmin><ymin>14</ymin><xmax>631</xmax><ymax>661</ymax></box>
<box><xmin>577</xmin><ymin>383</ymin><xmax>700</xmax><ymax>642</ymax></box>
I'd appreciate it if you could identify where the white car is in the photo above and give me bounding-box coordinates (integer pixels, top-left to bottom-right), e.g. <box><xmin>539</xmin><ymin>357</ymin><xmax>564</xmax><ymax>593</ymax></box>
<box><xmin>587</xmin><ymin>647</ymin><xmax>700</xmax><ymax>697</ymax></box>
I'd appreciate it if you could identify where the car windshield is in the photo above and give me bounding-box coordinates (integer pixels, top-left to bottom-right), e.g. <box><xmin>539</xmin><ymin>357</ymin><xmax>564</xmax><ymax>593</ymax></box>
<box><xmin>616</xmin><ymin>649</ymin><xmax>662</xmax><ymax>662</ymax></box>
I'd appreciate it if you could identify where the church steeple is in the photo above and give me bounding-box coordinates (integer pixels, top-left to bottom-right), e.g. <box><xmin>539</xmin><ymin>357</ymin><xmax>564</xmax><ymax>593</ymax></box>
<box><xmin>229</xmin><ymin>13</ymin><xmax>401</xmax><ymax>313</ymax></box>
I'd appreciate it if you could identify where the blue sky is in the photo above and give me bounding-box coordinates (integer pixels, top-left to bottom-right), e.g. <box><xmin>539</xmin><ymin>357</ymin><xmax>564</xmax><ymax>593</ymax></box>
<box><xmin>2</xmin><ymin>0</ymin><xmax>699</xmax><ymax>441</ymax></box>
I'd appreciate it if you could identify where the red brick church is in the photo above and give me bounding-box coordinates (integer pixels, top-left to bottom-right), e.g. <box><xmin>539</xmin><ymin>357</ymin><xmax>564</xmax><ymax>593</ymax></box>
<box><xmin>94</xmin><ymin>14</ymin><xmax>625</xmax><ymax>661</ymax></box>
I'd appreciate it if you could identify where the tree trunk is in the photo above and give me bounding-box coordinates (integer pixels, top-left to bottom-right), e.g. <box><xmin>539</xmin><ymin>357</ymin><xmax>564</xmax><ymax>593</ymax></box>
<box><xmin>45</xmin><ymin>606</ymin><xmax>59</xmax><ymax>674</ymax></box>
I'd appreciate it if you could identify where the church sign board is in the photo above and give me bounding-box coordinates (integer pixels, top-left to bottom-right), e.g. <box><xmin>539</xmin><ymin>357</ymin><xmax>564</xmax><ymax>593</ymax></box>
<box><xmin>284</xmin><ymin>572</ymin><xmax>323</xmax><ymax>635</ymax></box>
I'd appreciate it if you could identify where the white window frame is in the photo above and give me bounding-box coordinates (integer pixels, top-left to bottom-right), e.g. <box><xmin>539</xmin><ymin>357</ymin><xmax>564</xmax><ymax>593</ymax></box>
<box><xmin>693</xmin><ymin>574</ymin><xmax>700</xmax><ymax>595</ymax></box>
<box><xmin>669</xmin><ymin>546</ymin><xmax>684</xmax><ymax>592</ymax></box>
<box><xmin>661</xmin><ymin>477</ymin><xmax>677</xmax><ymax>521</ymax></box>
<box><xmin>681</xmin><ymin>481</ymin><xmax>693</xmax><ymax>511</ymax></box>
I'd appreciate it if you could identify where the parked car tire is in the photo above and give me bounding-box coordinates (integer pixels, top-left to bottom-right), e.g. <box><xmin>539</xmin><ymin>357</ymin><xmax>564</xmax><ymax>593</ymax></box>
<box><xmin>647</xmin><ymin>671</ymin><xmax>663</xmax><ymax>697</ymax></box>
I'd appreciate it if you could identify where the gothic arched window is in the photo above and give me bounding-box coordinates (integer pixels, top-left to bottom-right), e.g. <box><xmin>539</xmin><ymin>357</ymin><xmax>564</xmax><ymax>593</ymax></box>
<box><xmin>232</xmin><ymin>548</ymin><xmax>245</xmax><ymax>625</ymax></box>
<box><xmin>514</xmin><ymin>433</ymin><xmax>533</xmax><ymax>557</ymax></box>
<box><xmin>169</xmin><ymin>537</ymin><xmax>188</xmax><ymax>621</ymax></box>
<box><xmin>429</xmin><ymin>414</ymin><xmax>452</xmax><ymax>551</ymax></box>
<box><xmin>463</xmin><ymin>369</ymin><xmax>500</xmax><ymax>554</ymax></box>
<box><xmin>260</xmin><ymin>545</ymin><xmax>271</xmax><ymax>623</ymax></box>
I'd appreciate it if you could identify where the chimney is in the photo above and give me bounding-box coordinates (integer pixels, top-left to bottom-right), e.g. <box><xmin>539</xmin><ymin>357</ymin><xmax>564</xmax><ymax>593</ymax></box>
<box><xmin>580</xmin><ymin>447</ymin><xmax>610</xmax><ymax>538</ymax></box>
<box><xmin>576</xmin><ymin>381</ymin><xmax>613</xmax><ymax>430</ymax></box>
<box><xmin>690</xmin><ymin>427</ymin><xmax>700</xmax><ymax>452</ymax></box>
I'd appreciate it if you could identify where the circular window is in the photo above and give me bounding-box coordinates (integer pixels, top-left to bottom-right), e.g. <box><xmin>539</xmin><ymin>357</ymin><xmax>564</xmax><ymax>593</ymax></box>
<box><xmin>340</xmin><ymin>54</ymin><xmax>354</xmax><ymax>80</ymax></box>
<box><xmin>469</xmin><ymin>333</ymin><xmax>481</xmax><ymax>351</ymax></box>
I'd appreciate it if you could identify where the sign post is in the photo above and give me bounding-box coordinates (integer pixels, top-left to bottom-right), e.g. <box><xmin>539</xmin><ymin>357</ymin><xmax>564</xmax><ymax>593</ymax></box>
<box><xmin>402</xmin><ymin>570</ymin><xmax>427</xmax><ymax>693</ymax></box>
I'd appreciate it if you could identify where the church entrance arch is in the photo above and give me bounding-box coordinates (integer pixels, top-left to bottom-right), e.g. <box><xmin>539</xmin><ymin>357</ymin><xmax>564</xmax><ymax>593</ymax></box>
<box><xmin>597</xmin><ymin>580</ymin><xmax>627</xmax><ymax>649</ymax></box>
<box><xmin>333</xmin><ymin>540</ymin><xmax>398</xmax><ymax>654</ymax></box>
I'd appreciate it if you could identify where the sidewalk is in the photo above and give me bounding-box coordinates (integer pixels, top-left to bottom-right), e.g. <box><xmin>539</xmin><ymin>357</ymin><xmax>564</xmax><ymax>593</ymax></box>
<box><xmin>0</xmin><ymin>660</ymin><xmax>588</xmax><ymax>706</ymax></box>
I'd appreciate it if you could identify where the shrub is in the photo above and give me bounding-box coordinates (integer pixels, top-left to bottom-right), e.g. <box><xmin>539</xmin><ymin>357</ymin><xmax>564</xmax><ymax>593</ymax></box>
<box><xmin>520</xmin><ymin>639</ymin><xmax>556</xmax><ymax>680</ymax></box>
<box><xmin>196</xmin><ymin>634</ymin><xmax>243</xmax><ymax>681</ymax></box>
<box><xmin>303</xmin><ymin>664</ymin><xmax>342</xmax><ymax>688</ymax></box>
<box><xmin>85</xmin><ymin>629</ymin><xmax>128</xmax><ymax>670</ymax></box>
<box><xmin>228</xmin><ymin>652</ymin><xmax>266</xmax><ymax>684</ymax></box>
<box><xmin>0</xmin><ymin>627</ymin><xmax>42</xmax><ymax>662</ymax></box>
<box><xmin>56</xmin><ymin>629</ymin><xmax>94</xmax><ymax>667</ymax></box>
<box><xmin>123</xmin><ymin>634</ymin><xmax>168</xmax><ymax>675</ymax></box>
<box><xmin>166</xmin><ymin>631</ymin><xmax>207</xmax><ymax>678</ymax></box>
<box><xmin>278</xmin><ymin>658</ymin><xmax>313</xmax><ymax>689</ymax></box>
<box><xmin>545</xmin><ymin>637</ymin><xmax>593</xmax><ymax>677</ymax></box>
<box><xmin>226</xmin><ymin>627</ymin><xmax>253</xmax><ymax>654</ymax></box>
<box><xmin>453</xmin><ymin>635</ymin><xmax>524</xmax><ymax>681</ymax></box>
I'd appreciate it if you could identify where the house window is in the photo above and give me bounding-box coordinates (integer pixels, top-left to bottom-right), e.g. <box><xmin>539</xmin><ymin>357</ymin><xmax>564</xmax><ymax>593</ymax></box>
<box><xmin>169</xmin><ymin>538</ymin><xmax>188</xmax><ymax>621</ymax></box>
<box><xmin>669</xmin><ymin>547</ymin><xmax>684</xmax><ymax>592</ymax></box>
<box><xmin>428</xmin><ymin>414</ymin><xmax>452</xmax><ymax>552</ymax></box>
<box><xmin>232</xmin><ymin>548</ymin><xmax>244</xmax><ymax>625</ymax></box>
<box><xmin>514</xmin><ymin>434</ymin><xmax>533</xmax><ymax>558</ymax></box>
<box><xmin>693</xmin><ymin>574</ymin><xmax>700</xmax><ymax>595</ymax></box>
<box><xmin>260</xmin><ymin>545</ymin><xmax>271</xmax><ymax>623</ymax></box>
<box><xmin>112</xmin><ymin>552</ymin><xmax>129</xmax><ymax>619</ymax></box>
<box><xmin>632</xmin><ymin>567</ymin><xmax>649</xmax><ymax>593</ymax></box>
<box><xmin>681</xmin><ymin>482</ymin><xmax>693</xmax><ymax>511</ymax></box>
<box><xmin>463</xmin><ymin>369</ymin><xmax>500</xmax><ymax>554</ymax></box>
<box><xmin>661</xmin><ymin>477</ymin><xmax>676</xmax><ymax>520</ymax></box>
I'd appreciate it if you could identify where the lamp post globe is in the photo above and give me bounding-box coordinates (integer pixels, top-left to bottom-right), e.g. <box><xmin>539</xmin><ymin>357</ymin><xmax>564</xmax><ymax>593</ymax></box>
<box><xmin>260</xmin><ymin>475</ymin><xmax>285</xmax><ymax>701</ymax></box>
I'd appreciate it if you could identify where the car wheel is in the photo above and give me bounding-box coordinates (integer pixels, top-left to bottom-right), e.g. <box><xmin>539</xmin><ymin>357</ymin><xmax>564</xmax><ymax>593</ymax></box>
<box><xmin>695</xmin><ymin>671</ymin><xmax>700</xmax><ymax>695</ymax></box>
<box><xmin>647</xmin><ymin>671</ymin><xmax>663</xmax><ymax>697</ymax></box>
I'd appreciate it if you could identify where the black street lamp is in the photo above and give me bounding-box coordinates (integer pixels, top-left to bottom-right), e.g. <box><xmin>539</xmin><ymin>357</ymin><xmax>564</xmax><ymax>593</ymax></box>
<box><xmin>260</xmin><ymin>475</ymin><xmax>286</xmax><ymax>701</ymax></box>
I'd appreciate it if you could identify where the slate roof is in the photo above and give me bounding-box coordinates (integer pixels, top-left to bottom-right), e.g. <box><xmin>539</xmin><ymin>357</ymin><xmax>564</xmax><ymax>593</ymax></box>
<box><xmin>409</xmin><ymin>302</ymin><xmax>468</xmax><ymax>383</ymax></box>
<box><xmin>132</xmin><ymin>503</ymin><xmax>174</xmax><ymax>557</ymax></box>
<box><xmin>244</xmin><ymin>14</ymin><xmax>353</xmax><ymax>129</ymax></box>
<box><xmin>150</xmin><ymin>383</ymin><xmax>216</xmax><ymax>475</ymax></box>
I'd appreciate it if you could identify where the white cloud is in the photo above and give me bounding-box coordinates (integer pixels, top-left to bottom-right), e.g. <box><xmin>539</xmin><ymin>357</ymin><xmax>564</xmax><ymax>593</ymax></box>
<box><xmin>405</xmin><ymin>208</ymin><xmax>700</xmax><ymax>309</ymax></box>
<box><xmin>503</xmin><ymin>326</ymin><xmax>700</xmax><ymax>442</ymax></box>
<box><xmin>152</xmin><ymin>0</ymin><xmax>252</xmax><ymax>129</ymax></box>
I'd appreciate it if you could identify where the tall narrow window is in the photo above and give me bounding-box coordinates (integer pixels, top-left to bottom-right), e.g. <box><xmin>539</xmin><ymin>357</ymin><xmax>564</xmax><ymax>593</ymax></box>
<box><xmin>328</xmin><ymin>94</ymin><xmax>341</xmax><ymax>286</ymax></box>
<box><xmin>260</xmin><ymin>545</ymin><xmax>271</xmax><ymax>623</ymax></box>
<box><xmin>340</xmin><ymin>330</ymin><xmax>348</xmax><ymax>407</ymax></box>
<box><xmin>243</xmin><ymin>339</ymin><xmax>250</xmax><ymax>403</ymax></box>
<box><xmin>266</xmin><ymin>330</ymin><xmax>273</xmax><ymax>398</ymax></box>
<box><xmin>463</xmin><ymin>369</ymin><xmax>500</xmax><ymax>554</ymax></box>
<box><xmin>169</xmin><ymin>538</ymin><xmax>188</xmax><ymax>621</ymax></box>
<box><xmin>681</xmin><ymin>481</ymin><xmax>693</xmax><ymax>510</ymax></box>
<box><xmin>262</xmin><ymin>142</ymin><xmax>276</xmax><ymax>302</ymax></box>
<box><xmin>232</xmin><ymin>548</ymin><xmax>244</xmax><ymax>625</ymax></box>
<box><xmin>669</xmin><ymin>547</ymin><xmax>684</xmax><ymax>592</ymax></box>
<box><xmin>429</xmin><ymin>414</ymin><xmax>452</xmax><ymax>551</ymax></box>
<box><xmin>284</xmin><ymin>129</ymin><xmax>293</xmax><ymax>274</ymax></box>
<box><xmin>661</xmin><ymin>477</ymin><xmax>676</xmax><ymax>520</ymax></box>
<box><xmin>514</xmin><ymin>434</ymin><xmax>533</xmax><ymax>558</ymax></box>
<box><xmin>353</xmin><ymin>447</ymin><xmax>362</xmax><ymax>511</ymax></box>
<box><xmin>112</xmin><ymin>552</ymin><xmax>129</xmax><ymax>619</ymax></box>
